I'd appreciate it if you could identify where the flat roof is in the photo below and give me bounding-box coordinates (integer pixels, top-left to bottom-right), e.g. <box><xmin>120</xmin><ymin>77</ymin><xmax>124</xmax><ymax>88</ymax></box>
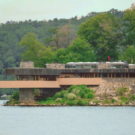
<box><xmin>0</xmin><ymin>81</ymin><xmax>60</xmax><ymax>88</ymax></box>
<box><xmin>0</xmin><ymin>78</ymin><xmax>101</xmax><ymax>88</ymax></box>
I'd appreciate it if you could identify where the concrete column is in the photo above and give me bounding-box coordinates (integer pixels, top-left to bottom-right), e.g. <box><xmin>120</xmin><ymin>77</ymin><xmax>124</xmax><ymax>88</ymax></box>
<box><xmin>19</xmin><ymin>88</ymin><xmax>35</xmax><ymax>104</ymax></box>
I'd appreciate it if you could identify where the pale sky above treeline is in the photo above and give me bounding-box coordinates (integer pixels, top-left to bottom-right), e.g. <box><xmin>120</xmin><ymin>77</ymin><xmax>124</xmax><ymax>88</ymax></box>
<box><xmin>0</xmin><ymin>0</ymin><xmax>135</xmax><ymax>23</ymax></box>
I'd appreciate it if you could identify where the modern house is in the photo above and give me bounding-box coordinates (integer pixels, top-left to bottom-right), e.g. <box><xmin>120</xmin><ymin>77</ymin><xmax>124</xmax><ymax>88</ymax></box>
<box><xmin>1</xmin><ymin>61</ymin><xmax>135</xmax><ymax>103</ymax></box>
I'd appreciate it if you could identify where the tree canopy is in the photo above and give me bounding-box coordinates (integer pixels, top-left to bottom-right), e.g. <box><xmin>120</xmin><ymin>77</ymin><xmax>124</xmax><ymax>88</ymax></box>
<box><xmin>54</xmin><ymin>38</ymin><xmax>96</xmax><ymax>63</ymax></box>
<box><xmin>78</xmin><ymin>13</ymin><xmax>121</xmax><ymax>61</ymax></box>
<box><xmin>20</xmin><ymin>33</ymin><xmax>55</xmax><ymax>67</ymax></box>
<box><xmin>119</xmin><ymin>46</ymin><xmax>135</xmax><ymax>64</ymax></box>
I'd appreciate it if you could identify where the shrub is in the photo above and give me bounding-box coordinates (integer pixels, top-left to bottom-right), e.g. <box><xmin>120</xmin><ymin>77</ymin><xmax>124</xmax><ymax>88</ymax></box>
<box><xmin>38</xmin><ymin>85</ymin><xmax>95</xmax><ymax>105</ymax></box>
<box><xmin>6</xmin><ymin>91</ymin><xmax>20</xmax><ymax>105</ymax></box>
<box><xmin>67</xmin><ymin>85</ymin><xmax>80</xmax><ymax>93</ymax></box>
<box><xmin>84</xmin><ymin>93</ymin><xmax>94</xmax><ymax>99</ymax></box>
<box><xmin>71</xmin><ymin>88</ymin><xmax>80</xmax><ymax>95</ymax></box>
<box><xmin>120</xmin><ymin>96</ymin><xmax>129</xmax><ymax>104</ymax></box>
<box><xmin>116</xmin><ymin>88</ymin><xmax>128</xmax><ymax>96</ymax></box>
<box><xmin>55</xmin><ymin>98</ymin><xmax>62</xmax><ymax>102</ymax></box>
<box><xmin>102</xmin><ymin>98</ymin><xmax>117</xmax><ymax>104</ymax></box>
<box><xmin>11</xmin><ymin>91</ymin><xmax>19</xmax><ymax>101</ymax></box>
<box><xmin>129</xmin><ymin>95</ymin><xmax>135</xmax><ymax>101</ymax></box>
<box><xmin>78</xmin><ymin>86</ymin><xmax>94</xmax><ymax>99</ymax></box>
<box><xmin>111</xmin><ymin>99</ymin><xmax>116</xmax><ymax>103</ymax></box>
<box><xmin>54</xmin><ymin>92</ymin><xmax>63</xmax><ymax>98</ymax></box>
<box><xmin>54</xmin><ymin>90</ymin><xmax>68</xmax><ymax>98</ymax></box>
<box><xmin>66</xmin><ymin>100</ymin><xmax>78</xmax><ymax>105</ymax></box>
<box><xmin>6</xmin><ymin>99</ymin><xmax>19</xmax><ymax>105</ymax></box>
<box><xmin>39</xmin><ymin>98</ymin><xmax>56</xmax><ymax>105</ymax></box>
<box><xmin>66</xmin><ymin>93</ymin><xmax>77</xmax><ymax>100</ymax></box>
<box><xmin>77</xmin><ymin>100</ymin><xmax>89</xmax><ymax>106</ymax></box>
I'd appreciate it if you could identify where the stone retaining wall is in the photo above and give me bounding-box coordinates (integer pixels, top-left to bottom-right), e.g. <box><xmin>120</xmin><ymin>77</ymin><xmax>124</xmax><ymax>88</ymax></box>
<box><xmin>96</xmin><ymin>78</ymin><xmax>135</xmax><ymax>96</ymax></box>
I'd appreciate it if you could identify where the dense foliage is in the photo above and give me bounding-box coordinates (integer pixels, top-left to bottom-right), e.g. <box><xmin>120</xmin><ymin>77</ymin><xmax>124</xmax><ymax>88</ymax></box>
<box><xmin>18</xmin><ymin>8</ymin><xmax>135</xmax><ymax>66</ymax></box>
<box><xmin>38</xmin><ymin>85</ymin><xmax>95</xmax><ymax>106</ymax></box>
<box><xmin>78</xmin><ymin>13</ymin><xmax>121</xmax><ymax>61</ymax></box>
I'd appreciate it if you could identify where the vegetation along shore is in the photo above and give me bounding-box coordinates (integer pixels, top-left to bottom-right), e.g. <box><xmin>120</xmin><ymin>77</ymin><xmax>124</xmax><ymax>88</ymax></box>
<box><xmin>5</xmin><ymin>85</ymin><xmax>135</xmax><ymax>106</ymax></box>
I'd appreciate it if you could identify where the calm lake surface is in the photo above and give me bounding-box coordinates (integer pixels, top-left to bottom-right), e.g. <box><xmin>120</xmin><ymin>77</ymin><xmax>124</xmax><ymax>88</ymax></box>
<box><xmin>0</xmin><ymin>100</ymin><xmax>135</xmax><ymax>135</ymax></box>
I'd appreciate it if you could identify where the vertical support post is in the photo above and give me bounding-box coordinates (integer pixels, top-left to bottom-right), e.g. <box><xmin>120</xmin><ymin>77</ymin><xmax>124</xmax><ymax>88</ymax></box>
<box><xmin>19</xmin><ymin>88</ymin><xmax>35</xmax><ymax>104</ymax></box>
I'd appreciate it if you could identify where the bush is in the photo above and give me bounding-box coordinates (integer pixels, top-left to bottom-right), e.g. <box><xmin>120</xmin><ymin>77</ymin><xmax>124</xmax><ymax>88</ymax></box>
<box><xmin>76</xmin><ymin>100</ymin><xmax>89</xmax><ymax>106</ymax></box>
<box><xmin>66</xmin><ymin>93</ymin><xmax>76</xmax><ymax>100</ymax></box>
<box><xmin>39</xmin><ymin>98</ymin><xmax>56</xmax><ymax>105</ymax></box>
<box><xmin>71</xmin><ymin>88</ymin><xmax>80</xmax><ymax>95</ymax></box>
<box><xmin>120</xmin><ymin>96</ymin><xmax>129</xmax><ymax>104</ymax></box>
<box><xmin>6</xmin><ymin>99</ymin><xmax>19</xmax><ymax>105</ymax></box>
<box><xmin>38</xmin><ymin>85</ymin><xmax>95</xmax><ymax>105</ymax></box>
<box><xmin>78</xmin><ymin>87</ymin><xmax>94</xmax><ymax>99</ymax></box>
<box><xmin>102</xmin><ymin>99</ymin><xmax>116</xmax><ymax>104</ymax></box>
<box><xmin>116</xmin><ymin>88</ymin><xmax>128</xmax><ymax>96</ymax></box>
<box><xmin>54</xmin><ymin>90</ymin><xmax>68</xmax><ymax>98</ymax></box>
<box><xmin>129</xmin><ymin>95</ymin><xmax>135</xmax><ymax>101</ymax></box>
<box><xmin>111</xmin><ymin>99</ymin><xmax>116</xmax><ymax>103</ymax></box>
<box><xmin>11</xmin><ymin>91</ymin><xmax>19</xmax><ymax>101</ymax></box>
<box><xmin>6</xmin><ymin>91</ymin><xmax>20</xmax><ymax>105</ymax></box>
<box><xmin>55</xmin><ymin>98</ymin><xmax>62</xmax><ymax>102</ymax></box>
<box><xmin>66</xmin><ymin>100</ymin><xmax>78</xmax><ymax>106</ymax></box>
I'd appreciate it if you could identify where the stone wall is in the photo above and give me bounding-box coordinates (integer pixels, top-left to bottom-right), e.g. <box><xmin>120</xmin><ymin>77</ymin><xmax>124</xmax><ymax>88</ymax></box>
<box><xmin>96</xmin><ymin>78</ymin><xmax>135</xmax><ymax>96</ymax></box>
<box><xmin>20</xmin><ymin>61</ymin><xmax>34</xmax><ymax>68</ymax></box>
<box><xmin>46</xmin><ymin>63</ymin><xmax>65</xmax><ymax>69</ymax></box>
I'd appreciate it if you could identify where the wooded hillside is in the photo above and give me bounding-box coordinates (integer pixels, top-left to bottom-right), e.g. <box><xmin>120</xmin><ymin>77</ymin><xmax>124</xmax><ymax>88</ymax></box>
<box><xmin>0</xmin><ymin>9</ymin><xmax>123</xmax><ymax>73</ymax></box>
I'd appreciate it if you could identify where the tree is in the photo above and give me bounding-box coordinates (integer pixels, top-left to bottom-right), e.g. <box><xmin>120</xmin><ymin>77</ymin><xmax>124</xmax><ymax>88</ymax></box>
<box><xmin>119</xmin><ymin>46</ymin><xmax>135</xmax><ymax>63</ymax></box>
<box><xmin>123</xmin><ymin>8</ymin><xmax>135</xmax><ymax>45</ymax></box>
<box><xmin>78</xmin><ymin>13</ymin><xmax>121</xmax><ymax>61</ymax></box>
<box><xmin>50</xmin><ymin>24</ymin><xmax>76</xmax><ymax>48</ymax></box>
<box><xmin>20</xmin><ymin>33</ymin><xmax>54</xmax><ymax>67</ymax></box>
<box><xmin>54</xmin><ymin>38</ymin><xmax>96</xmax><ymax>63</ymax></box>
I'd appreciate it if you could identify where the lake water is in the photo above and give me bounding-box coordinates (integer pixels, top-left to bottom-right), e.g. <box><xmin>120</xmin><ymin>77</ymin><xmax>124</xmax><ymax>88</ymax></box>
<box><xmin>0</xmin><ymin>100</ymin><xmax>135</xmax><ymax>135</ymax></box>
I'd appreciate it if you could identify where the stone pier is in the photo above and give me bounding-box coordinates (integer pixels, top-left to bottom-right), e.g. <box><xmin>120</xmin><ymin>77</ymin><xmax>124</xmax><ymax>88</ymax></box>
<box><xmin>19</xmin><ymin>89</ymin><xmax>35</xmax><ymax>104</ymax></box>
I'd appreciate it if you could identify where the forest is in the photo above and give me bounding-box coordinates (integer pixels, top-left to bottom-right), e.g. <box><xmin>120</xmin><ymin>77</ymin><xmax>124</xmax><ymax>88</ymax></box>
<box><xmin>1</xmin><ymin>6</ymin><xmax>135</xmax><ymax>96</ymax></box>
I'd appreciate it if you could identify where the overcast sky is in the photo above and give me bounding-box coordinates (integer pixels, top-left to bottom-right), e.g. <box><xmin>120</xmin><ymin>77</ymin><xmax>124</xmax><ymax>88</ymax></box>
<box><xmin>0</xmin><ymin>0</ymin><xmax>135</xmax><ymax>23</ymax></box>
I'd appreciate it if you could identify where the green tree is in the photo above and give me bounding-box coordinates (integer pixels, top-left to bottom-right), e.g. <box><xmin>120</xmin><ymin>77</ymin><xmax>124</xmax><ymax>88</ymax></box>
<box><xmin>123</xmin><ymin>8</ymin><xmax>135</xmax><ymax>45</ymax></box>
<box><xmin>119</xmin><ymin>45</ymin><xmax>135</xmax><ymax>63</ymax></box>
<box><xmin>54</xmin><ymin>38</ymin><xmax>96</xmax><ymax>63</ymax></box>
<box><xmin>20</xmin><ymin>32</ymin><xmax>54</xmax><ymax>67</ymax></box>
<box><xmin>78</xmin><ymin>13</ymin><xmax>121</xmax><ymax>61</ymax></box>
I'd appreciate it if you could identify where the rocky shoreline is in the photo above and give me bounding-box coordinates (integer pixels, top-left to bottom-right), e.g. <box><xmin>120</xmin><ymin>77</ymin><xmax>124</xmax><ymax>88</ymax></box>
<box><xmin>4</xmin><ymin>102</ymin><xmax>135</xmax><ymax>107</ymax></box>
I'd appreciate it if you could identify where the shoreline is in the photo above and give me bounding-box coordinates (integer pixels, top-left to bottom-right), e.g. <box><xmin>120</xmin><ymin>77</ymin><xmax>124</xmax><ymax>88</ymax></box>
<box><xmin>4</xmin><ymin>104</ymin><xmax>135</xmax><ymax>107</ymax></box>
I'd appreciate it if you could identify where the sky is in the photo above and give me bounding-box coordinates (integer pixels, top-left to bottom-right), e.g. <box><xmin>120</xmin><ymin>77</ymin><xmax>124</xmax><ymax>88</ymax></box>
<box><xmin>0</xmin><ymin>0</ymin><xmax>135</xmax><ymax>23</ymax></box>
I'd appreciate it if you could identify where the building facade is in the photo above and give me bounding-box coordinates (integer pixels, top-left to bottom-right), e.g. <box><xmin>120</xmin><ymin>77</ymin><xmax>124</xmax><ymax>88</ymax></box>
<box><xmin>1</xmin><ymin>61</ymin><xmax>135</xmax><ymax>103</ymax></box>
